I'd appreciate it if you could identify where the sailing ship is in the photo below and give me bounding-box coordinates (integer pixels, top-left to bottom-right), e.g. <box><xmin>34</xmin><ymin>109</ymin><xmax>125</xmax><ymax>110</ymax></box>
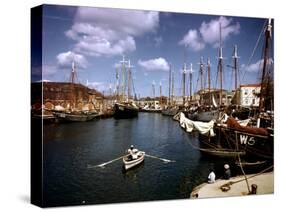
<box><xmin>113</xmin><ymin>57</ymin><xmax>139</xmax><ymax>119</ymax></box>
<box><xmin>54</xmin><ymin>61</ymin><xmax>99</xmax><ymax>122</ymax></box>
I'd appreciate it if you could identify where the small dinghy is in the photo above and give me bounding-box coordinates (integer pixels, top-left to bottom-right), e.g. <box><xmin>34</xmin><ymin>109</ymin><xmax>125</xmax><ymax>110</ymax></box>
<box><xmin>123</xmin><ymin>151</ymin><xmax>145</xmax><ymax>170</ymax></box>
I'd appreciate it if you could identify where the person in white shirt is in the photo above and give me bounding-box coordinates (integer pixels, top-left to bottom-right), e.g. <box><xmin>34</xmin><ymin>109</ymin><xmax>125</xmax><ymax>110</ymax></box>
<box><xmin>127</xmin><ymin>145</ymin><xmax>138</xmax><ymax>160</ymax></box>
<box><xmin>208</xmin><ymin>169</ymin><xmax>216</xmax><ymax>184</ymax></box>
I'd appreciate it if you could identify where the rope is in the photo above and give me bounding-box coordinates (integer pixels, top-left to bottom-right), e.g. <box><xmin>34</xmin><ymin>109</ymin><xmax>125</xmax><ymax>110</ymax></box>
<box><xmin>223</xmin><ymin>165</ymin><xmax>273</xmax><ymax>186</ymax></box>
<box><xmin>235</xmin><ymin>131</ymin><xmax>251</xmax><ymax>193</ymax></box>
<box><xmin>241</xmin><ymin>20</ymin><xmax>267</xmax><ymax>83</ymax></box>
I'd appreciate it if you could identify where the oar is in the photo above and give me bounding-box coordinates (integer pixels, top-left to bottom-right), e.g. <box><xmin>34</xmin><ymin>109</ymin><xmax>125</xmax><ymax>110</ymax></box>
<box><xmin>145</xmin><ymin>154</ymin><xmax>175</xmax><ymax>163</ymax></box>
<box><xmin>89</xmin><ymin>154</ymin><xmax>130</xmax><ymax>168</ymax></box>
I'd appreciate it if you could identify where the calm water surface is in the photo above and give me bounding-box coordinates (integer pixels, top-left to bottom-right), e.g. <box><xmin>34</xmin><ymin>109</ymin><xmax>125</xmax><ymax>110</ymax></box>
<box><xmin>43</xmin><ymin>113</ymin><xmax>228</xmax><ymax>206</ymax></box>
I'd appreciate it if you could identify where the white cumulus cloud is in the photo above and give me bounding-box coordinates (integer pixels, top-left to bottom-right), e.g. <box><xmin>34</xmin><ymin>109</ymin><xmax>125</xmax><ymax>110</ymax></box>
<box><xmin>242</xmin><ymin>58</ymin><xmax>273</xmax><ymax>72</ymax></box>
<box><xmin>138</xmin><ymin>57</ymin><xmax>169</xmax><ymax>71</ymax></box>
<box><xmin>179</xmin><ymin>16</ymin><xmax>240</xmax><ymax>51</ymax></box>
<box><xmin>179</xmin><ymin>29</ymin><xmax>205</xmax><ymax>51</ymax></box>
<box><xmin>65</xmin><ymin>7</ymin><xmax>159</xmax><ymax>57</ymax></box>
<box><xmin>200</xmin><ymin>16</ymin><xmax>240</xmax><ymax>47</ymax></box>
<box><xmin>56</xmin><ymin>51</ymin><xmax>88</xmax><ymax>69</ymax></box>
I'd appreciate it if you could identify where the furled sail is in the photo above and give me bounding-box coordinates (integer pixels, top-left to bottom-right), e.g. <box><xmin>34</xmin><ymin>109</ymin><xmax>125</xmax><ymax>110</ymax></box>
<box><xmin>212</xmin><ymin>94</ymin><xmax>218</xmax><ymax>108</ymax></box>
<box><xmin>174</xmin><ymin>112</ymin><xmax>215</xmax><ymax>136</ymax></box>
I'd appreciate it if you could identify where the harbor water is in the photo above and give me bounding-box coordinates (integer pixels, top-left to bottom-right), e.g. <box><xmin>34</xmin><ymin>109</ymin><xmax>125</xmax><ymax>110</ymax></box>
<box><xmin>43</xmin><ymin>113</ymin><xmax>231</xmax><ymax>206</ymax></box>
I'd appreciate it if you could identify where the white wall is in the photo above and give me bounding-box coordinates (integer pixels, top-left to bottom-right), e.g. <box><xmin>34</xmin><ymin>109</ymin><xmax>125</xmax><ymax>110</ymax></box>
<box><xmin>240</xmin><ymin>86</ymin><xmax>261</xmax><ymax>107</ymax></box>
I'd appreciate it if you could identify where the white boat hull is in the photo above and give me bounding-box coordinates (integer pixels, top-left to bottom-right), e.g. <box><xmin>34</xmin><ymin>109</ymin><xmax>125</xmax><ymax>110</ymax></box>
<box><xmin>123</xmin><ymin>152</ymin><xmax>145</xmax><ymax>170</ymax></box>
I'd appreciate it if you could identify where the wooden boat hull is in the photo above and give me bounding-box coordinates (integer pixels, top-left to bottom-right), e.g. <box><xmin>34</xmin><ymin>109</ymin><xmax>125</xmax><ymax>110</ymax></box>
<box><xmin>113</xmin><ymin>103</ymin><xmax>138</xmax><ymax>119</ymax></box>
<box><xmin>162</xmin><ymin>108</ymin><xmax>178</xmax><ymax>116</ymax></box>
<box><xmin>140</xmin><ymin>108</ymin><xmax>162</xmax><ymax>113</ymax></box>
<box><xmin>123</xmin><ymin>152</ymin><xmax>145</xmax><ymax>170</ymax></box>
<box><xmin>54</xmin><ymin>112</ymin><xmax>99</xmax><ymax>122</ymax></box>
<box><xmin>235</xmin><ymin>160</ymin><xmax>267</xmax><ymax>168</ymax></box>
<box><xmin>199</xmin><ymin>148</ymin><xmax>246</xmax><ymax>158</ymax></box>
<box><xmin>199</xmin><ymin>125</ymin><xmax>273</xmax><ymax>160</ymax></box>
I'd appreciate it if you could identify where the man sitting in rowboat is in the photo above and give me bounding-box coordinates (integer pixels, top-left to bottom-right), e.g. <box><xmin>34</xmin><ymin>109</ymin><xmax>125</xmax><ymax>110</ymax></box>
<box><xmin>127</xmin><ymin>145</ymin><xmax>140</xmax><ymax>160</ymax></box>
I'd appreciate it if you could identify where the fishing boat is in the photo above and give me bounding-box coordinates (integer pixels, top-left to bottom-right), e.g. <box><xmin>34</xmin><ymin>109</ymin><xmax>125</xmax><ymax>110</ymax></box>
<box><xmin>123</xmin><ymin>151</ymin><xmax>145</xmax><ymax>170</ymax></box>
<box><xmin>113</xmin><ymin>57</ymin><xmax>139</xmax><ymax>119</ymax></box>
<box><xmin>54</xmin><ymin>110</ymin><xmax>99</xmax><ymax>122</ymax></box>
<box><xmin>162</xmin><ymin>106</ymin><xmax>178</xmax><ymax>116</ymax></box>
<box><xmin>114</xmin><ymin>102</ymin><xmax>138</xmax><ymax>119</ymax></box>
<box><xmin>198</xmin><ymin>117</ymin><xmax>273</xmax><ymax>160</ymax></box>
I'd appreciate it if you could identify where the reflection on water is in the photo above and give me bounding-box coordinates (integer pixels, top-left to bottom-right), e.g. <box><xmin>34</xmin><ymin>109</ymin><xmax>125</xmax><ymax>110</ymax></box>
<box><xmin>43</xmin><ymin>113</ymin><xmax>230</xmax><ymax>206</ymax></box>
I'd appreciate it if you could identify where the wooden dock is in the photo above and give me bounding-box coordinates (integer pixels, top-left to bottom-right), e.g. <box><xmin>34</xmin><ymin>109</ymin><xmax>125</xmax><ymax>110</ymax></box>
<box><xmin>190</xmin><ymin>171</ymin><xmax>273</xmax><ymax>199</ymax></box>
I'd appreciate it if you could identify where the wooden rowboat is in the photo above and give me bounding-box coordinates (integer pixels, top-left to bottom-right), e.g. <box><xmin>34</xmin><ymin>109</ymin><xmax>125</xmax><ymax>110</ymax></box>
<box><xmin>123</xmin><ymin>151</ymin><xmax>145</xmax><ymax>170</ymax></box>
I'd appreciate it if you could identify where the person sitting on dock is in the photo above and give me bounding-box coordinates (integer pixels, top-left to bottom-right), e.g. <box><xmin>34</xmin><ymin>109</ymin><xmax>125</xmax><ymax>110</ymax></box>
<box><xmin>208</xmin><ymin>169</ymin><xmax>216</xmax><ymax>184</ymax></box>
<box><xmin>223</xmin><ymin>164</ymin><xmax>231</xmax><ymax>180</ymax></box>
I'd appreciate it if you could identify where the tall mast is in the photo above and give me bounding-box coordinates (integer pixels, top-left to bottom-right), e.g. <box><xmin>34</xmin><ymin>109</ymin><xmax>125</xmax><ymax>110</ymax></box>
<box><xmin>152</xmin><ymin>81</ymin><xmax>155</xmax><ymax>99</ymax></box>
<box><xmin>115</xmin><ymin>66</ymin><xmax>119</xmax><ymax>102</ymax></box>
<box><xmin>189</xmin><ymin>63</ymin><xmax>193</xmax><ymax>101</ymax></box>
<box><xmin>109</xmin><ymin>84</ymin><xmax>112</xmax><ymax>102</ymax></box>
<box><xmin>71</xmin><ymin>61</ymin><xmax>76</xmax><ymax>84</ymax></box>
<box><xmin>233</xmin><ymin>45</ymin><xmax>239</xmax><ymax>105</ymax></box>
<box><xmin>200</xmin><ymin>56</ymin><xmax>204</xmax><ymax>91</ymax></box>
<box><xmin>218</xmin><ymin>22</ymin><xmax>223</xmax><ymax>107</ymax></box>
<box><xmin>259</xmin><ymin>19</ymin><xmax>272</xmax><ymax>112</ymax></box>
<box><xmin>159</xmin><ymin>81</ymin><xmax>162</xmax><ymax>106</ymax></box>
<box><xmin>127</xmin><ymin>60</ymin><xmax>132</xmax><ymax>102</ymax></box>
<box><xmin>168</xmin><ymin>63</ymin><xmax>172</xmax><ymax>106</ymax></box>
<box><xmin>182</xmin><ymin>63</ymin><xmax>187</xmax><ymax>106</ymax></box>
<box><xmin>207</xmin><ymin>58</ymin><xmax>211</xmax><ymax>105</ymax></box>
<box><xmin>71</xmin><ymin>61</ymin><xmax>76</xmax><ymax>108</ymax></box>
<box><xmin>199</xmin><ymin>56</ymin><xmax>204</xmax><ymax>105</ymax></box>
<box><xmin>120</xmin><ymin>56</ymin><xmax>128</xmax><ymax>102</ymax></box>
<box><xmin>171</xmin><ymin>70</ymin><xmax>174</xmax><ymax>105</ymax></box>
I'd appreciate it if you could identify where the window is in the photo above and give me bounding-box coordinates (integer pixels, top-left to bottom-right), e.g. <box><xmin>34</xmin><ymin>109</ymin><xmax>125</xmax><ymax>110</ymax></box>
<box><xmin>252</xmin><ymin>99</ymin><xmax>255</xmax><ymax>105</ymax></box>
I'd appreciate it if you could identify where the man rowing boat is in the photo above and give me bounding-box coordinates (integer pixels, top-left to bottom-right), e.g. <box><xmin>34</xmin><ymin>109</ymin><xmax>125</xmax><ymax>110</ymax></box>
<box><xmin>127</xmin><ymin>145</ymin><xmax>140</xmax><ymax>160</ymax></box>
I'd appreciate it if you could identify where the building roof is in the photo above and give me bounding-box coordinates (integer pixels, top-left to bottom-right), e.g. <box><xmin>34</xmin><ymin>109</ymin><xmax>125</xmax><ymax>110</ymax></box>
<box><xmin>240</xmin><ymin>83</ymin><xmax>261</xmax><ymax>88</ymax></box>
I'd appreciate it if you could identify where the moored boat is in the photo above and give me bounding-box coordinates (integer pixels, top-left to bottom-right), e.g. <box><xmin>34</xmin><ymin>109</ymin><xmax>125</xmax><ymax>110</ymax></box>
<box><xmin>162</xmin><ymin>107</ymin><xmax>178</xmax><ymax>116</ymax></box>
<box><xmin>123</xmin><ymin>151</ymin><xmax>145</xmax><ymax>170</ymax></box>
<box><xmin>113</xmin><ymin>102</ymin><xmax>139</xmax><ymax>119</ymax></box>
<box><xmin>54</xmin><ymin>111</ymin><xmax>99</xmax><ymax>122</ymax></box>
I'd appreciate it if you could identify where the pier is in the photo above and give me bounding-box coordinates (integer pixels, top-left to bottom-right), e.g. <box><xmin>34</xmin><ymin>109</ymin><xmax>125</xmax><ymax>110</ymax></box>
<box><xmin>190</xmin><ymin>171</ymin><xmax>273</xmax><ymax>198</ymax></box>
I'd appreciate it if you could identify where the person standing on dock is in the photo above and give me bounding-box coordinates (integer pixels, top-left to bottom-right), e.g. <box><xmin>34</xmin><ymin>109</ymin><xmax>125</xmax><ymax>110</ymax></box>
<box><xmin>208</xmin><ymin>169</ymin><xmax>216</xmax><ymax>184</ymax></box>
<box><xmin>223</xmin><ymin>164</ymin><xmax>231</xmax><ymax>180</ymax></box>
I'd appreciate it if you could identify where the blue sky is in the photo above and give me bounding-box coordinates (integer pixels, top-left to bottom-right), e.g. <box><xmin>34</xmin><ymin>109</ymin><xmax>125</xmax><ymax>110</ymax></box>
<box><xmin>32</xmin><ymin>4</ymin><xmax>273</xmax><ymax>97</ymax></box>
